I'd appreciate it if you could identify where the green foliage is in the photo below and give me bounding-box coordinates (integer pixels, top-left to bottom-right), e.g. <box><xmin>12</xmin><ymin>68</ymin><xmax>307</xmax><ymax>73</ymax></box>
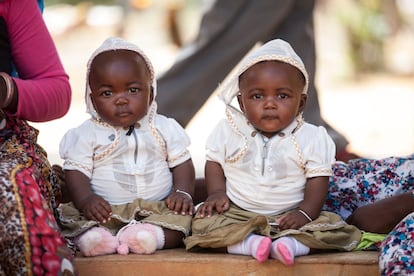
<box><xmin>338</xmin><ymin>0</ymin><xmax>391</xmax><ymax>72</ymax></box>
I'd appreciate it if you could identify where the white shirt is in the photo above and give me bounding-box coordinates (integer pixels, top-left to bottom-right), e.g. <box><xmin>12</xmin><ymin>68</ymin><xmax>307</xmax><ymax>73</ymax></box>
<box><xmin>206</xmin><ymin>117</ymin><xmax>335</xmax><ymax>216</ymax></box>
<box><xmin>59</xmin><ymin>114</ymin><xmax>191</xmax><ymax>205</ymax></box>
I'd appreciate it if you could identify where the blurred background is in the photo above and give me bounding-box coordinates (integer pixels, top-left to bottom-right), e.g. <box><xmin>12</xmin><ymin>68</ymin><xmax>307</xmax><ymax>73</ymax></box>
<box><xmin>35</xmin><ymin>0</ymin><xmax>414</xmax><ymax>176</ymax></box>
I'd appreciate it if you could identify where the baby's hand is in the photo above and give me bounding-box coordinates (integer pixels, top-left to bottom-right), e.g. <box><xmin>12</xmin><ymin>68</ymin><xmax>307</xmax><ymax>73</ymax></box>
<box><xmin>81</xmin><ymin>194</ymin><xmax>112</xmax><ymax>223</ymax></box>
<box><xmin>197</xmin><ymin>192</ymin><xmax>229</xmax><ymax>218</ymax></box>
<box><xmin>165</xmin><ymin>190</ymin><xmax>194</xmax><ymax>216</ymax></box>
<box><xmin>277</xmin><ymin>210</ymin><xmax>309</xmax><ymax>230</ymax></box>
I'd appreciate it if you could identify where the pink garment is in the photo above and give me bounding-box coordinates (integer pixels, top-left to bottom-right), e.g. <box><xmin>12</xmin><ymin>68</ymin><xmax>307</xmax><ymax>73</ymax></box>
<box><xmin>0</xmin><ymin>0</ymin><xmax>71</xmax><ymax>122</ymax></box>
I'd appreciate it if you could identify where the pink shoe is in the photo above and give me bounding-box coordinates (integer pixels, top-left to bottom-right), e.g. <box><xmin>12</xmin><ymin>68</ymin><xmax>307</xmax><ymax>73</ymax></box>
<box><xmin>76</xmin><ymin>227</ymin><xmax>119</xmax><ymax>257</ymax></box>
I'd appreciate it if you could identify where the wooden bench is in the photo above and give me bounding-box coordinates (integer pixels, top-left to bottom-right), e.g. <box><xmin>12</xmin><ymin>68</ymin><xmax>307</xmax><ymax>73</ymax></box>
<box><xmin>74</xmin><ymin>181</ymin><xmax>380</xmax><ymax>275</ymax></box>
<box><xmin>74</xmin><ymin>249</ymin><xmax>379</xmax><ymax>275</ymax></box>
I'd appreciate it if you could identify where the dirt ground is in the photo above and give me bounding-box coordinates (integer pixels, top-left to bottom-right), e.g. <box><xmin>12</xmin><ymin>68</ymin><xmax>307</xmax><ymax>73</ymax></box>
<box><xmin>33</xmin><ymin>2</ymin><xmax>414</xmax><ymax>176</ymax></box>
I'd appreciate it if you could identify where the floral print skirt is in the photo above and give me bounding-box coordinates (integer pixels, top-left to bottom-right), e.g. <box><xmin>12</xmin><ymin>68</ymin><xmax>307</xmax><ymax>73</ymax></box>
<box><xmin>323</xmin><ymin>155</ymin><xmax>414</xmax><ymax>275</ymax></box>
<box><xmin>379</xmin><ymin>212</ymin><xmax>414</xmax><ymax>275</ymax></box>
<box><xmin>324</xmin><ymin>155</ymin><xmax>414</xmax><ymax>221</ymax></box>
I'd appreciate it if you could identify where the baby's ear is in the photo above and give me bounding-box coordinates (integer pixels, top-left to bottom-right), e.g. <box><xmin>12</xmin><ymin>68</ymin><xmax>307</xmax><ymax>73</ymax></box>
<box><xmin>150</xmin><ymin>86</ymin><xmax>154</xmax><ymax>103</ymax></box>
<box><xmin>90</xmin><ymin>93</ymin><xmax>97</xmax><ymax>109</ymax></box>
<box><xmin>237</xmin><ymin>92</ymin><xmax>244</xmax><ymax>112</ymax></box>
<box><xmin>298</xmin><ymin>93</ymin><xmax>307</xmax><ymax>114</ymax></box>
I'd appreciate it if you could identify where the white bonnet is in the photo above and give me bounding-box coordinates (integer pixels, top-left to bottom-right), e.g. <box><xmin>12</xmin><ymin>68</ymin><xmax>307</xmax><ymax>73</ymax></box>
<box><xmin>219</xmin><ymin>38</ymin><xmax>309</xmax><ymax>106</ymax></box>
<box><xmin>217</xmin><ymin>39</ymin><xmax>309</xmax><ymax>163</ymax></box>
<box><xmin>85</xmin><ymin>37</ymin><xmax>157</xmax><ymax>119</ymax></box>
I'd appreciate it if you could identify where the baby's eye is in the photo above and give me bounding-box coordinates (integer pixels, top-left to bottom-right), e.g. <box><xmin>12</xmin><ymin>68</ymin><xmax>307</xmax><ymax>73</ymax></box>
<box><xmin>252</xmin><ymin>94</ymin><xmax>263</xmax><ymax>100</ymax></box>
<box><xmin>129</xmin><ymin>87</ymin><xmax>140</xmax><ymax>94</ymax></box>
<box><xmin>101</xmin><ymin>90</ymin><xmax>112</xmax><ymax>97</ymax></box>
<box><xmin>277</xmin><ymin>93</ymin><xmax>289</xmax><ymax>99</ymax></box>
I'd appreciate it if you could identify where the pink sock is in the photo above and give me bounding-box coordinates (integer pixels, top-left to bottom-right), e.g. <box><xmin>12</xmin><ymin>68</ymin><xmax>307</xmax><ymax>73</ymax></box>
<box><xmin>270</xmin><ymin>237</ymin><xmax>310</xmax><ymax>265</ymax></box>
<box><xmin>227</xmin><ymin>234</ymin><xmax>271</xmax><ymax>262</ymax></box>
<box><xmin>75</xmin><ymin>227</ymin><xmax>119</xmax><ymax>257</ymax></box>
<box><xmin>117</xmin><ymin>223</ymin><xmax>165</xmax><ymax>255</ymax></box>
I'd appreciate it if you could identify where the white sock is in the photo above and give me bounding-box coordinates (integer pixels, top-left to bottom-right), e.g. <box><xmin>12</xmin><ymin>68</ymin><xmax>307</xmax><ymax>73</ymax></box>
<box><xmin>151</xmin><ymin>224</ymin><xmax>166</xmax><ymax>249</ymax></box>
<box><xmin>227</xmin><ymin>234</ymin><xmax>271</xmax><ymax>262</ymax></box>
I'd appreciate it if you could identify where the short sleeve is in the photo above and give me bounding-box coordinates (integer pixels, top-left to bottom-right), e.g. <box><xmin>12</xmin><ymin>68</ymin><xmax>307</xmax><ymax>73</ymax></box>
<box><xmin>205</xmin><ymin>119</ymin><xmax>229</xmax><ymax>166</ymax></box>
<box><xmin>301</xmin><ymin>125</ymin><xmax>336</xmax><ymax>178</ymax></box>
<box><xmin>154</xmin><ymin>115</ymin><xmax>191</xmax><ymax>168</ymax></box>
<box><xmin>59</xmin><ymin>122</ymin><xmax>95</xmax><ymax>178</ymax></box>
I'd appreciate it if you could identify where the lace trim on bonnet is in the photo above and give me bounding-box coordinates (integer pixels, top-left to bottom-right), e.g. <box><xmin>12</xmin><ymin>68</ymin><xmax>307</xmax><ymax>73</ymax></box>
<box><xmin>217</xmin><ymin>39</ymin><xmax>309</xmax><ymax>163</ymax></box>
<box><xmin>85</xmin><ymin>37</ymin><xmax>167</xmax><ymax>159</ymax></box>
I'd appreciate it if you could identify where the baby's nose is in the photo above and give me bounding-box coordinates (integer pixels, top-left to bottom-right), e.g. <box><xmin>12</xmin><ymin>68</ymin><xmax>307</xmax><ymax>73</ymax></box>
<box><xmin>264</xmin><ymin>97</ymin><xmax>277</xmax><ymax>108</ymax></box>
<box><xmin>115</xmin><ymin>92</ymin><xmax>129</xmax><ymax>104</ymax></box>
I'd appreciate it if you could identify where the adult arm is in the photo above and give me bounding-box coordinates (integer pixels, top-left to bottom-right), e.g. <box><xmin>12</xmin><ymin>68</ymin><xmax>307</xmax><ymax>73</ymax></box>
<box><xmin>346</xmin><ymin>192</ymin><xmax>414</xmax><ymax>234</ymax></box>
<box><xmin>4</xmin><ymin>0</ymin><xmax>71</xmax><ymax>121</ymax></box>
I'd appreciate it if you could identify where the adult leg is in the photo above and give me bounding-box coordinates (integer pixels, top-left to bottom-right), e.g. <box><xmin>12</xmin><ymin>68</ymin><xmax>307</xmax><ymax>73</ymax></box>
<box><xmin>157</xmin><ymin>0</ymin><xmax>350</xmax><ymax>154</ymax></box>
<box><xmin>324</xmin><ymin>155</ymin><xmax>414</xmax><ymax>233</ymax></box>
<box><xmin>265</xmin><ymin>0</ymin><xmax>349</xmax><ymax>151</ymax></box>
<box><xmin>379</xmin><ymin>212</ymin><xmax>414</xmax><ymax>275</ymax></box>
<box><xmin>156</xmin><ymin>0</ymin><xmax>296</xmax><ymax>127</ymax></box>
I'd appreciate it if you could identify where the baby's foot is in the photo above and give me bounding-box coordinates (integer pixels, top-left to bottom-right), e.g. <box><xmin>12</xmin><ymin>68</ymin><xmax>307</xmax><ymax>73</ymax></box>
<box><xmin>270</xmin><ymin>237</ymin><xmax>310</xmax><ymax>266</ymax></box>
<box><xmin>271</xmin><ymin>240</ymin><xmax>294</xmax><ymax>265</ymax></box>
<box><xmin>227</xmin><ymin>234</ymin><xmax>271</xmax><ymax>262</ymax></box>
<box><xmin>117</xmin><ymin>223</ymin><xmax>161</xmax><ymax>254</ymax></box>
<box><xmin>253</xmin><ymin>236</ymin><xmax>272</xmax><ymax>262</ymax></box>
<box><xmin>76</xmin><ymin>227</ymin><xmax>118</xmax><ymax>256</ymax></box>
